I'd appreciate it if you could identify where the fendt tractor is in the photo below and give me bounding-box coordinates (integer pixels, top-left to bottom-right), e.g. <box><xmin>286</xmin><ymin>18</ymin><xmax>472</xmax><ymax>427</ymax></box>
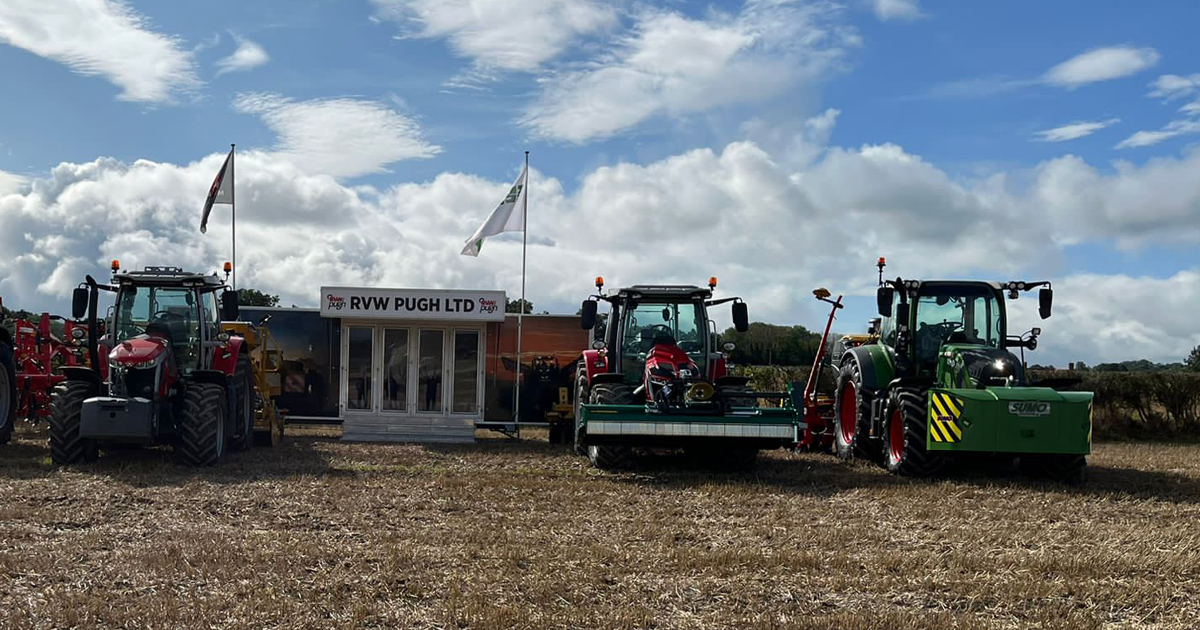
<box><xmin>573</xmin><ymin>277</ymin><xmax>801</xmax><ymax>469</ymax></box>
<box><xmin>50</xmin><ymin>262</ymin><xmax>280</xmax><ymax>466</ymax></box>
<box><xmin>834</xmin><ymin>258</ymin><xmax>1093</xmax><ymax>482</ymax></box>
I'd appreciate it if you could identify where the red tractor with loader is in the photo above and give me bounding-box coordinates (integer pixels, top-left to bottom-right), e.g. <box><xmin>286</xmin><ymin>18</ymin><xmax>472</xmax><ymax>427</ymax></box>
<box><xmin>51</xmin><ymin>263</ymin><xmax>258</xmax><ymax>466</ymax></box>
<box><xmin>573</xmin><ymin>277</ymin><xmax>802</xmax><ymax>469</ymax></box>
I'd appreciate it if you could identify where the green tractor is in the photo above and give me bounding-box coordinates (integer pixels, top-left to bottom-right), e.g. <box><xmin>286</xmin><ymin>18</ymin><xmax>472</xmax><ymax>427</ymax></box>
<box><xmin>834</xmin><ymin>259</ymin><xmax>1093</xmax><ymax>482</ymax></box>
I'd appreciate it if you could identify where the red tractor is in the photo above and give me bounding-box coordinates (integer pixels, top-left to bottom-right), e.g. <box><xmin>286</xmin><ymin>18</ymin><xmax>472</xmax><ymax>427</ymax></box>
<box><xmin>52</xmin><ymin>264</ymin><xmax>254</xmax><ymax>466</ymax></box>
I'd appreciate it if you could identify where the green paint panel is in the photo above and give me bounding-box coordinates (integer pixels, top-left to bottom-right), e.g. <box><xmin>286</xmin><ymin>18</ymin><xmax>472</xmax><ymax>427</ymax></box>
<box><xmin>927</xmin><ymin>387</ymin><xmax>1092</xmax><ymax>455</ymax></box>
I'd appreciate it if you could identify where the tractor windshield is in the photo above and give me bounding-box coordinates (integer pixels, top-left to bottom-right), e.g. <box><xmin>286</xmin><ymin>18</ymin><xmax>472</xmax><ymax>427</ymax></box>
<box><xmin>913</xmin><ymin>285</ymin><xmax>1003</xmax><ymax>365</ymax></box>
<box><xmin>114</xmin><ymin>286</ymin><xmax>203</xmax><ymax>370</ymax></box>
<box><xmin>621</xmin><ymin>300</ymin><xmax>707</xmax><ymax>373</ymax></box>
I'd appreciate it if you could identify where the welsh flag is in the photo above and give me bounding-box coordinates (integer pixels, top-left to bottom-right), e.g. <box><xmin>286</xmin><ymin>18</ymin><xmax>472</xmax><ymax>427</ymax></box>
<box><xmin>461</xmin><ymin>164</ymin><xmax>526</xmax><ymax>256</ymax></box>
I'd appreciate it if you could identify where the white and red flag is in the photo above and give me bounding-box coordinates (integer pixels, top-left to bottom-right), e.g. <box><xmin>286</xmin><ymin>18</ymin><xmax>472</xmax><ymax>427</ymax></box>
<box><xmin>200</xmin><ymin>147</ymin><xmax>234</xmax><ymax>234</ymax></box>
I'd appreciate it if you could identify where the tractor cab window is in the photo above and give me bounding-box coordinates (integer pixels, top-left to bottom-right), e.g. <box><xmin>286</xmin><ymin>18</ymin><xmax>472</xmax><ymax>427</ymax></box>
<box><xmin>621</xmin><ymin>300</ymin><xmax>707</xmax><ymax>372</ymax></box>
<box><xmin>114</xmin><ymin>287</ymin><xmax>203</xmax><ymax>370</ymax></box>
<box><xmin>913</xmin><ymin>286</ymin><xmax>1002</xmax><ymax>365</ymax></box>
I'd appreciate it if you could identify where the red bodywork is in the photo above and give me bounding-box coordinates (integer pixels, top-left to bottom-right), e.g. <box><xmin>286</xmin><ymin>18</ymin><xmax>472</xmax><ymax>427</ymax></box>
<box><xmin>642</xmin><ymin>341</ymin><xmax>699</xmax><ymax>401</ymax></box>
<box><xmin>10</xmin><ymin>313</ymin><xmax>87</xmax><ymax>420</ymax></box>
<box><xmin>210</xmin><ymin>334</ymin><xmax>245</xmax><ymax>376</ymax></box>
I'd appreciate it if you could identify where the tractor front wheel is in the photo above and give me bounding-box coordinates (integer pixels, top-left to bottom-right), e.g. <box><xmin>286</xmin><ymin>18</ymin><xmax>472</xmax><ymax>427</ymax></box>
<box><xmin>49</xmin><ymin>381</ymin><xmax>98</xmax><ymax>464</ymax></box>
<box><xmin>572</xmin><ymin>374</ymin><xmax>589</xmax><ymax>454</ymax></box>
<box><xmin>586</xmin><ymin>382</ymin><xmax>635</xmax><ymax>470</ymax></box>
<box><xmin>0</xmin><ymin>341</ymin><xmax>14</xmax><ymax>445</ymax></box>
<box><xmin>882</xmin><ymin>387</ymin><xmax>945</xmax><ymax>477</ymax></box>
<box><xmin>176</xmin><ymin>383</ymin><xmax>227</xmax><ymax>466</ymax></box>
<box><xmin>833</xmin><ymin>361</ymin><xmax>875</xmax><ymax>460</ymax></box>
<box><xmin>229</xmin><ymin>355</ymin><xmax>254</xmax><ymax>452</ymax></box>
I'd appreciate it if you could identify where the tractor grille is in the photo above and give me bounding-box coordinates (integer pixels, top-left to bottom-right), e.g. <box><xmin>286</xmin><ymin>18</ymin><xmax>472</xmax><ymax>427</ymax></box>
<box><xmin>123</xmin><ymin>368</ymin><xmax>157</xmax><ymax>399</ymax></box>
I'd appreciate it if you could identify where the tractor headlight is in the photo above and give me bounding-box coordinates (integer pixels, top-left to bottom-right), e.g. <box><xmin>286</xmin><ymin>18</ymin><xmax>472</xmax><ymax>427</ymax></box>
<box><xmin>993</xmin><ymin>359</ymin><xmax>1006</xmax><ymax>373</ymax></box>
<box><xmin>71</xmin><ymin>328</ymin><xmax>86</xmax><ymax>340</ymax></box>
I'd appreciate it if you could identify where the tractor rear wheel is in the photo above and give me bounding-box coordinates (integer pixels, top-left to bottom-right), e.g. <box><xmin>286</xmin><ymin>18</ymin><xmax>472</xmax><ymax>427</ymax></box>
<box><xmin>229</xmin><ymin>355</ymin><xmax>254</xmax><ymax>452</ymax></box>
<box><xmin>49</xmin><ymin>381</ymin><xmax>98</xmax><ymax>464</ymax></box>
<box><xmin>833</xmin><ymin>361</ymin><xmax>875</xmax><ymax>460</ymax></box>
<box><xmin>572</xmin><ymin>373</ymin><xmax>588</xmax><ymax>454</ymax></box>
<box><xmin>718</xmin><ymin>384</ymin><xmax>756</xmax><ymax>410</ymax></box>
<box><xmin>882</xmin><ymin>387</ymin><xmax>945</xmax><ymax>477</ymax></box>
<box><xmin>586</xmin><ymin>382</ymin><xmax>635</xmax><ymax>470</ymax></box>
<box><xmin>176</xmin><ymin>382</ymin><xmax>227</xmax><ymax>466</ymax></box>
<box><xmin>0</xmin><ymin>341</ymin><xmax>14</xmax><ymax>445</ymax></box>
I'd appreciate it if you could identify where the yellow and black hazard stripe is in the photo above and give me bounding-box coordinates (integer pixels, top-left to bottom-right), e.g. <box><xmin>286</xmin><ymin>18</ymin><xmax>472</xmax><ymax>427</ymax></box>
<box><xmin>928</xmin><ymin>392</ymin><xmax>964</xmax><ymax>443</ymax></box>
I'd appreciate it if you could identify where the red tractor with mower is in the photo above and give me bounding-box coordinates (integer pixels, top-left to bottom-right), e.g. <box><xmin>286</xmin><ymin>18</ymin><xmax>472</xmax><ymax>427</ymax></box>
<box><xmin>51</xmin><ymin>263</ymin><xmax>255</xmax><ymax>466</ymax></box>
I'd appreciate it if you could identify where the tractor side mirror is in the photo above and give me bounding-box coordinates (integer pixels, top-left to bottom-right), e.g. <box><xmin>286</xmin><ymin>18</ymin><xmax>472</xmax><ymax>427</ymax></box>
<box><xmin>732</xmin><ymin>301</ymin><xmax>749</xmax><ymax>333</ymax></box>
<box><xmin>895</xmin><ymin>302</ymin><xmax>910</xmax><ymax>326</ymax></box>
<box><xmin>580</xmin><ymin>300</ymin><xmax>597</xmax><ymax>330</ymax></box>
<box><xmin>72</xmin><ymin>287</ymin><xmax>89</xmax><ymax>319</ymax></box>
<box><xmin>221</xmin><ymin>289</ymin><xmax>239</xmax><ymax>321</ymax></box>
<box><xmin>1038</xmin><ymin>288</ymin><xmax>1053</xmax><ymax>319</ymax></box>
<box><xmin>876</xmin><ymin>286</ymin><xmax>894</xmax><ymax>317</ymax></box>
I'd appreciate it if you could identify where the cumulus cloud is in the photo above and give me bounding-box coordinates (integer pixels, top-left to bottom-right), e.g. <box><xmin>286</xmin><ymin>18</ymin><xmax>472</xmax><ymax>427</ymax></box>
<box><xmin>0</xmin><ymin>0</ymin><xmax>200</xmax><ymax>103</ymax></box>
<box><xmin>1043</xmin><ymin>46</ymin><xmax>1160</xmax><ymax>89</ymax></box>
<box><xmin>232</xmin><ymin>93</ymin><xmax>441</xmax><ymax>179</ymax></box>
<box><xmin>871</xmin><ymin>0</ymin><xmax>921</xmax><ymax>21</ymax></box>
<box><xmin>523</xmin><ymin>1</ymin><xmax>854</xmax><ymax>143</ymax></box>
<box><xmin>370</xmin><ymin>0</ymin><xmax>616</xmax><ymax>74</ymax></box>
<box><xmin>1033</xmin><ymin>118</ymin><xmax>1119</xmax><ymax>142</ymax></box>
<box><xmin>215</xmin><ymin>36</ymin><xmax>269</xmax><ymax>75</ymax></box>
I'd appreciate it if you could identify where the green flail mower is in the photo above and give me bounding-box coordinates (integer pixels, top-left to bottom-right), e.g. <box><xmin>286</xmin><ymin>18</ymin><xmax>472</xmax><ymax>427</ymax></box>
<box><xmin>833</xmin><ymin>259</ymin><xmax>1093</xmax><ymax>483</ymax></box>
<box><xmin>572</xmin><ymin>277</ymin><xmax>802</xmax><ymax>470</ymax></box>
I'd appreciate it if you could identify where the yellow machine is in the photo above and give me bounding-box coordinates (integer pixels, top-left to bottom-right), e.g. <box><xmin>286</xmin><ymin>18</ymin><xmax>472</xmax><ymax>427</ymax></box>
<box><xmin>223</xmin><ymin>319</ymin><xmax>286</xmax><ymax>446</ymax></box>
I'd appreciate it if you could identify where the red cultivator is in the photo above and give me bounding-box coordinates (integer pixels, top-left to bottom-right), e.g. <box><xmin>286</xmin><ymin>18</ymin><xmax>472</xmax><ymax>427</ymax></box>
<box><xmin>7</xmin><ymin>312</ymin><xmax>89</xmax><ymax>422</ymax></box>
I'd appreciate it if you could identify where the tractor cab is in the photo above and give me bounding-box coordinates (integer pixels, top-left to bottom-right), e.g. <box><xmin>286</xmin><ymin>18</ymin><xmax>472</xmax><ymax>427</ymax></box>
<box><xmin>610</xmin><ymin>286</ymin><xmax>713</xmax><ymax>386</ymax></box>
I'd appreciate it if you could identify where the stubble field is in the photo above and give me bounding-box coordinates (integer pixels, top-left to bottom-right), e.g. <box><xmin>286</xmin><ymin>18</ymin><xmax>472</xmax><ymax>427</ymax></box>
<box><xmin>2</xmin><ymin>424</ymin><xmax>1199</xmax><ymax>629</ymax></box>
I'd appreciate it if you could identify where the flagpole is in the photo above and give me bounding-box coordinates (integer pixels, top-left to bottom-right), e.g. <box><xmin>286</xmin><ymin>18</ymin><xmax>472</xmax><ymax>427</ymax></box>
<box><xmin>514</xmin><ymin>151</ymin><xmax>529</xmax><ymax>434</ymax></box>
<box><xmin>230</xmin><ymin>143</ymin><xmax>236</xmax><ymax>291</ymax></box>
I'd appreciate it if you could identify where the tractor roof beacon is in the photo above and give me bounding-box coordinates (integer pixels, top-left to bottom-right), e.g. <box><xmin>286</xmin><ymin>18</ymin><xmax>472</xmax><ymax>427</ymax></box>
<box><xmin>572</xmin><ymin>277</ymin><xmax>802</xmax><ymax>470</ymax></box>
<box><xmin>831</xmin><ymin>257</ymin><xmax>1093</xmax><ymax>483</ymax></box>
<box><xmin>48</xmin><ymin>262</ymin><xmax>260</xmax><ymax>466</ymax></box>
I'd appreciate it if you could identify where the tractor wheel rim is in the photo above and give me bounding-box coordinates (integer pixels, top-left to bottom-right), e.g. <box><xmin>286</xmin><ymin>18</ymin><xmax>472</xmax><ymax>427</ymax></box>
<box><xmin>838</xmin><ymin>382</ymin><xmax>857</xmax><ymax>444</ymax></box>
<box><xmin>888</xmin><ymin>408</ymin><xmax>904</xmax><ymax>464</ymax></box>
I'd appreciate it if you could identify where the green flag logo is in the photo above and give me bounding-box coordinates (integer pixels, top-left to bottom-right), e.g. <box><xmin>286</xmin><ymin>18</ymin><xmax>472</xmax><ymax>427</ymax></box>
<box><xmin>503</xmin><ymin>183</ymin><xmax>523</xmax><ymax>205</ymax></box>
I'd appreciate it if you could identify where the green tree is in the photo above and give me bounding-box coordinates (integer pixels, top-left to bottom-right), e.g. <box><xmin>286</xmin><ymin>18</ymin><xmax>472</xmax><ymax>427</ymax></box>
<box><xmin>237</xmin><ymin>288</ymin><xmax>280</xmax><ymax>307</ymax></box>
<box><xmin>1188</xmin><ymin>345</ymin><xmax>1200</xmax><ymax>372</ymax></box>
<box><xmin>506</xmin><ymin>298</ymin><xmax>533</xmax><ymax>314</ymax></box>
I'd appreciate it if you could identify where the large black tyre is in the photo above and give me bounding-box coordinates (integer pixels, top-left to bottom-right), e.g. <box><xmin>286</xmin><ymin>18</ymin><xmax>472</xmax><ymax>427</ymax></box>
<box><xmin>833</xmin><ymin>360</ymin><xmax>876</xmax><ymax>460</ymax></box>
<box><xmin>229</xmin><ymin>355</ymin><xmax>254</xmax><ymax>452</ymax></box>
<box><xmin>176</xmin><ymin>382</ymin><xmax>227</xmax><ymax>466</ymax></box>
<box><xmin>717</xmin><ymin>384</ymin><xmax>756</xmax><ymax>410</ymax></box>
<box><xmin>882</xmin><ymin>387</ymin><xmax>945</xmax><ymax>477</ymax></box>
<box><xmin>49</xmin><ymin>381</ymin><xmax>98</xmax><ymax>464</ymax></box>
<box><xmin>585</xmin><ymin>382</ymin><xmax>635</xmax><ymax>470</ymax></box>
<box><xmin>572</xmin><ymin>373</ymin><xmax>589</xmax><ymax>454</ymax></box>
<box><xmin>0</xmin><ymin>340</ymin><xmax>14</xmax><ymax>445</ymax></box>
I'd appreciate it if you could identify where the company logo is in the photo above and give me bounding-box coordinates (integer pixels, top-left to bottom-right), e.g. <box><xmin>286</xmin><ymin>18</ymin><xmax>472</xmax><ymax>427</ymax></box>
<box><xmin>478</xmin><ymin>298</ymin><xmax>498</xmax><ymax>314</ymax></box>
<box><xmin>327</xmin><ymin>294</ymin><xmax>346</xmax><ymax>310</ymax></box>
<box><xmin>1008</xmin><ymin>401</ymin><xmax>1051</xmax><ymax>417</ymax></box>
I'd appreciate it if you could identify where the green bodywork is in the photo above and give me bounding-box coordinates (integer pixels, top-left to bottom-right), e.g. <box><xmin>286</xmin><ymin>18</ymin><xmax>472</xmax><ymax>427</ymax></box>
<box><xmin>852</xmin><ymin>279</ymin><xmax>1093</xmax><ymax>457</ymax></box>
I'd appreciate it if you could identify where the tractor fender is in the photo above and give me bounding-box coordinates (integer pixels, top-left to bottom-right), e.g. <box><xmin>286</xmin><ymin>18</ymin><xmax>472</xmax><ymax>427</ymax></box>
<box><xmin>189</xmin><ymin>369</ymin><xmax>230</xmax><ymax>388</ymax></box>
<box><xmin>210</xmin><ymin>336</ymin><xmax>246</xmax><ymax>376</ymax></box>
<box><xmin>61</xmin><ymin>366</ymin><xmax>102</xmax><ymax>387</ymax></box>
<box><xmin>590</xmin><ymin>373</ymin><xmax>627</xmax><ymax>385</ymax></box>
<box><xmin>841</xmin><ymin>345</ymin><xmax>895</xmax><ymax>393</ymax></box>
<box><xmin>709</xmin><ymin>355</ymin><xmax>729</xmax><ymax>381</ymax></box>
<box><xmin>580</xmin><ymin>349</ymin><xmax>610</xmax><ymax>383</ymax></box>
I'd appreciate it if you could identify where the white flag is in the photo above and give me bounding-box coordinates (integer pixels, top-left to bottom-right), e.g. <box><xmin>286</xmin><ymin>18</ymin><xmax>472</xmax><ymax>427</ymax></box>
<box><xmin>461</xmin><ymin>164</ymin><xmax>526</xmax><ymax>256</ymax></box>
<box><xmin>200</xmin><ymin>147</ymin><xmax>234</xmax><ymax>234</ymax></box>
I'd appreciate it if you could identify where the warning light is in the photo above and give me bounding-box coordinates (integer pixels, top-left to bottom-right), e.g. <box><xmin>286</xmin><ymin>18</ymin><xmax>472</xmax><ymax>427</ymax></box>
<box><xmin>877</xmin><ymin>257</ymin><xmax>886</xmax><ymax>267</ymax></box>
<box><xmin>223</xmin><ymin>261</ymin><xmax>233</xmax><ymax>273</ymax></box>
<box><xmin>708</xmin><ymin>276</ymin><xmax>718</xmax><ymax>289</ymax></box>
<box><xmin>595</xmin><ymin>276</ymin><xmax>604</xmax><ymax>289</ymax></box>
<box><xmin>110</xmin><ymin>259</ymin><xmax>120</xmax><ymax>272</ymax></box>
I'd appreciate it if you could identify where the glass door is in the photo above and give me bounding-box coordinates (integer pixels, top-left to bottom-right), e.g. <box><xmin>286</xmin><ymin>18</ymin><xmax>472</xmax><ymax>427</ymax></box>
<box><xmin>345</xmin><ymin>326</ymin><xmax>374</xmax><ymax>412</ymax></box>
<box><xmin>451</xmin><ymin>330</ymin><xmax>481</xmax><ymax>414</ymax></box>
<box><xmin>416</xmin><ymin>329</ymin><xmax>445</xmax><ymax>413</ymax></box>
<box><xmin>380</xmin><ymin>328</ymin><xmax>409</xmax><ymax>413</ymax></box>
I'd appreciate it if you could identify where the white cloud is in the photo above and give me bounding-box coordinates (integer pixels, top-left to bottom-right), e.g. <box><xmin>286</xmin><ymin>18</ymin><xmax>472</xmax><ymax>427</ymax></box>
<box><xmin>232</xmin><ymin>93</ymin><xmax>441</xmax><ymax>179</ymax></box>
<box><xmin>1148</xmin><ymin>73</ymin><xmax>1200</xmax><ymax>101</ymax></box>
<box><xmin>1043</xmin><ymin>46</ymin><xmax>1160</xmax><ymax>89</ymax></box>
<box><xmin>370</xmin><ymin>0</ymin><xmax>617</xmax><ymax>73</ymax></box>
<box><xmin>215</xmin><ymin>36</ymin><xmax>269</xmax><ymax>75</ymax></box>
<box><xmin>1115</xmin><ymin>118</ymin><xmax>1200</xmax><ymax>149</ymax></box>
<box><xmin>6</xmin><ymin>120</ymin><xmax>1200</xmax><ymax>364</ymax></box>
<box><xmin>1033</xmin><ymin>118</ymin><xmax>1119</xmax><ymax>142</ymax></box>
<box><xmin>0</xmin><ymin>0</ymin><xmax>199</xmax><ymax>103</ymax></box>
<box><xmin>871</xmin><ymin>0</ymin><xmax>921</xmax><ymax>21</ymax></box>
<box><xmin>523</xmin><ymin>1</ymin><xmax>854</xmax><ymax>143</ymax></box>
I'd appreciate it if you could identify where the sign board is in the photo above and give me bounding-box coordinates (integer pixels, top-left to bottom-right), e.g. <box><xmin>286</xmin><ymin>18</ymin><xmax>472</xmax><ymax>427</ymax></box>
<box><xmin>319</xmin><ymin>286</ymin><xmax>507</xmax><ymax>322</ymax></box>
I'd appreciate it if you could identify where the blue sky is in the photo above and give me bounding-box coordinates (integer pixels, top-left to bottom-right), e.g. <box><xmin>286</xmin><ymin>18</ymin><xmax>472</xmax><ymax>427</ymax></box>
<box><xmin>1</xmin><ymin>0</ymin><xmax>1199</xmax><ymax>366</ymax></box>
